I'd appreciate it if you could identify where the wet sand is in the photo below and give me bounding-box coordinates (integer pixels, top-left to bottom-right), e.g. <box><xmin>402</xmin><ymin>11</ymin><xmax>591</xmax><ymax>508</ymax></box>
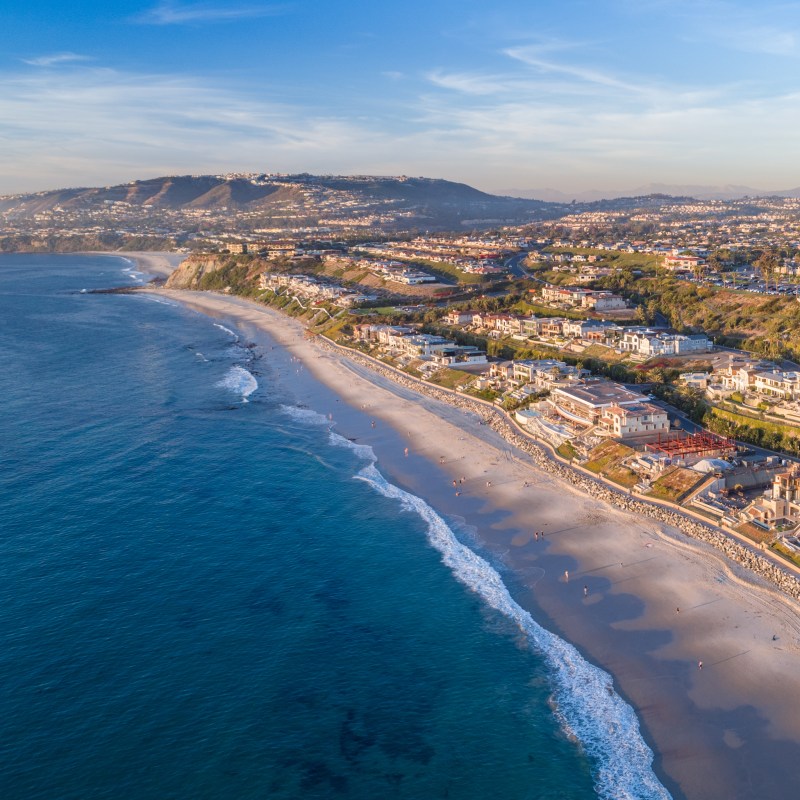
<box><xmin>83</xmin><ymin>251</ymin><xmax>186</xmax><ymax>279</ymax></box>
<box><xmin>152</xmin><ymin>288</ymin><xmax>800</xmax><ymax>800</ymax></box>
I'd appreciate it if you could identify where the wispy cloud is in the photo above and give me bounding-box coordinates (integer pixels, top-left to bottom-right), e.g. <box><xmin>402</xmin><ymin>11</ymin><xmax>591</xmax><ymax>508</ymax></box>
<box><xmin>0</xmin><ymin>66</ymin><xmax>383</xmax><ymax>193</ymax></box>
<box><xmin>135</xmin><ymin>2</ymin><xmax>287</xmax><ymax>25</ymax></box>
<box><xmin>22</xmin><ymin>52</ymin><xmax>93</xmax><ymax>67</ymax></box>
<box><xmin>504</xmin><ymin>46</ymin><xmax>650</xmax><ymax>95</ymax></box>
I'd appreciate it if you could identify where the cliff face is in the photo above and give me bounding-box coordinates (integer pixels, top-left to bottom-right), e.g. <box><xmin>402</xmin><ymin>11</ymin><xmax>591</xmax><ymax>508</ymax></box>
<box><xmin>164</xmin><ymin>254</ymin><xmax>226</xmax><ymax>289</ymax></box>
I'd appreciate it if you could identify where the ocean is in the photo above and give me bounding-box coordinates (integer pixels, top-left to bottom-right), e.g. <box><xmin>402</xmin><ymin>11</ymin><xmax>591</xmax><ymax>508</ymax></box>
<box><xmin>0</xmin><ymin>254</ymin><xmax>670</xmax><ymax>799</ymax></box>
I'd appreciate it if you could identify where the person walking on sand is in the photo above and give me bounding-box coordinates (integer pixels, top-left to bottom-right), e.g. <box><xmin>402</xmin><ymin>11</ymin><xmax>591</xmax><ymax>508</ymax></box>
<box><xmin>583</xmin><ymin>585</ymin><xmax>588</xmax><ymax>597</ymax></box>
<box><xmin>698</xmin><ymin>660</ymin><xmax>703</xmax><ymax>670</ymax></box>
<box><xmin>564</xmin><ymin>570</ymin><xmax>569</xmax><ymax>582</ymax></box>
<box><xmin>404</xmin><ymin>447</ymin><xmax>409</xmax><ymax>457</ymax></box>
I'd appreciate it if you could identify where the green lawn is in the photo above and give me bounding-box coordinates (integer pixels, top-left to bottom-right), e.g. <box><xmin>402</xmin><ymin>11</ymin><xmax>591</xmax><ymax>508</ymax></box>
<box><xmin>772</xmin><ymin>541</ymin><xmax>800</xmax><ymax>568</ymax></box>
<box><xmin>426</xmin><ymin>368</ymin><xmax>474</xmax><ymax>390</ymax></box>
<box><xmin>583</xmin><ymin>440</ymin><xmax>636</xmax><ymax>473</ymax></box>
<box><xmin>647</xmin><ymin>467</ymin><xmax>704</xmax><ymax>502</ymax></box>
<box><xmin>557</xmin><ymin>441</ymin><xmax>579</xmax><ymax>460</ymax></box>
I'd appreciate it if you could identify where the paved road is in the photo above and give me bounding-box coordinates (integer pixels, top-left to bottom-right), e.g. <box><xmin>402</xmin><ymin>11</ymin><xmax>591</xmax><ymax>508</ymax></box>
<box><xmin>503</xmin><ymin>251</ymin><xmax>530</xmax><ymax>278</ymax></box>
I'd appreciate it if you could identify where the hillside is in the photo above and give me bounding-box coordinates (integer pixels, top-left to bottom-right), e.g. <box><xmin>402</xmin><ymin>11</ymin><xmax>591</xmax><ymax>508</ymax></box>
<box><xmin>0</xmin><ymin>173</ymin><xmax>567</xmax><ymax>233</ymax></box>
<box><xmin>596</xmin><ymin>270</ymin><xmax>800</xmax><ymax>360</ymax></box>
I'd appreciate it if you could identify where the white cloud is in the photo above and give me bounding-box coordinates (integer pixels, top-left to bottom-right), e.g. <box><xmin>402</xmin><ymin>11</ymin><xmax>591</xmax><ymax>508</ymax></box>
<box><xmin>504</xmin><ymin>46</ymin><xmax>653</xmax><ymax>96</ymax></box>
<box><xmin>0</xmin><ymin>66</ymin><xmax>388</xmax><ymax>193</ymax></box>
<box><xmin>2</xmin><ymin>46</ymin><xmax>800</xmax><ymax>196</ymax></box>
<box><xmin>135</xmin><ymin>2</ymin><xmax>287</xmax><ymax>25</ymax></box>
<box><xmin>22</xmin><ymin>52</ymin><xmax>93</xmax><ymax>67</ymax></box>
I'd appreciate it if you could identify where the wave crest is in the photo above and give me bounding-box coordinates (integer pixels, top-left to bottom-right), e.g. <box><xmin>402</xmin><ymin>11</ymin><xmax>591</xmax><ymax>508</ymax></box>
<box><xmin>338</xmin><ymin>443</ymin><xmax>670</xmax><ymax>800</ymax></box>
<box><xmin>216</xmin><ymin>366</ymin><xmax>258</xmax><ymax>403</ymax></box>
<box><xmin>279</xmin><ymin>404</ymin><xmax>332</xmax><ymax>426</ymax></box>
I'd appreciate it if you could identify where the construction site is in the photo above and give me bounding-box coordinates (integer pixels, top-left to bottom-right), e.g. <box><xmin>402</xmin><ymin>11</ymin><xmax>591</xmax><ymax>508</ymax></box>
<box><xmin>644</xmin><ymin>430</ymin><xmax>739</xmax><ymax>466</ymax></box>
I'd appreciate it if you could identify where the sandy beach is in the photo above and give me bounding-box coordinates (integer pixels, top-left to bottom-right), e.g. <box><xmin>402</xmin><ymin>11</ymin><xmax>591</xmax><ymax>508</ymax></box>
<box><xmin>152</xmin><ymin>287</ymin><xmax>800</xmax><ymax>799</ymax></box>
<box><xmin>81</xmin><ymin>251</ymin><xmax>187</xmax><ymax>279</ymax></box>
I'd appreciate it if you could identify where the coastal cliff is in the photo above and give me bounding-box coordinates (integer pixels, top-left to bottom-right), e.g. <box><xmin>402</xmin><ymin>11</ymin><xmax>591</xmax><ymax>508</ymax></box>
<box><xmin>164</xmin><ymin>254</ymin><xmax>227</xmax><ymax>289</ymax></box>
<box><xmin>165</xmin><ymin>254</ymin><xmax>264</xmax><ymax>291</ymax></box>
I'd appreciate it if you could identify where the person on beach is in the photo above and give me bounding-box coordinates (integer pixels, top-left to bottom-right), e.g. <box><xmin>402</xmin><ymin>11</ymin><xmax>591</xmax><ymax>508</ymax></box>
<box><xmin>564</xmin><ymin>570</ymin><xmax>569</xmax><ymax>582</ymax></box>
<box><xmin>404</xmin><ymin>447</ymin><xmax>409</xmax><ymax>457</ymax></box>
<box><xmin>534</xmin><ymin>531</ymin><xmax>539</xmax><ymax>542</ymax></box>
<box><xmin>698</xmin><ymin>661</ymin><xmax>703</xmax><ymax>670</ymax></box>
<box><xmin>583</xmin><ymin>585</ymin><xmax>588</xmax><ymax>597</ymax></box>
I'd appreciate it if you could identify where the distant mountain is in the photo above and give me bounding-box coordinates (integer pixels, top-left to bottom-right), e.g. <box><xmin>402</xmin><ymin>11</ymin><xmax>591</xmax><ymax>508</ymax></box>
<box><xmin>503</xmin><ymin>183</ymin><xmax>800</xmax><ymax>202</ymax></box>
<box><xmin>0</xmin><ymin>174</ymin><xmax>568</xmax><ymax>232</ymax></box>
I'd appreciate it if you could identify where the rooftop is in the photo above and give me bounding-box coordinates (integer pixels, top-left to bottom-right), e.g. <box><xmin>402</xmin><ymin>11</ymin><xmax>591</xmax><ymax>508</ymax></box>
<box><xmin>554</xmin><ymin>381</ymin><xmax>647</xmax><ymax>408</ymax></box>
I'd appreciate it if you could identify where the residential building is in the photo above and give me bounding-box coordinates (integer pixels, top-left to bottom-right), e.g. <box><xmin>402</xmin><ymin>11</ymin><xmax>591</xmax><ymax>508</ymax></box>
<box><xmin>582</xmin><ymin>292</ymin><xmax>628</xmax><ymax>312</ymax></box>
<box><xmin>753</xmin><ymin>370</ymin><xmax>800</xmax><ymax>400</ymax></box>
<box><xmin>550</xmin><ymin>381</ymin><xmax>650</xmax><ymax>426</ymax></box>
<box><xmin>599</xmin><ymin>402</ymin><xmax>669</xmax><ymax>440</ymax></box>
<box><xmin>443</xmin><ymin>309</ymin><xmax>477</xmax><ymax>326</ymax></box>
<box><xmin>743</xmin><ymin>466</ymin><xmax>800</xmax><ymax>528</ymax></box>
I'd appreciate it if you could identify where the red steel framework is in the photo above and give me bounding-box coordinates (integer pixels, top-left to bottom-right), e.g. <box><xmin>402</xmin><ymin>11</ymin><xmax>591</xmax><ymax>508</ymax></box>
<box><xmin>645</xmin><ymin>430</ymin><xmax>737</xmax><ymax>458</ymax></box>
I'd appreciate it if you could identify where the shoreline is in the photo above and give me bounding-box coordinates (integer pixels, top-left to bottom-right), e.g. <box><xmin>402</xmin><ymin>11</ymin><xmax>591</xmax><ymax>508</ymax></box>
<box><xmin>151</xmin><ymin>287</ymin><xmax>800</xmax><ymax>799</ymax></box>
<box><xmin>78</xmin><ymin>251</ymin><xmax>187</xmax><ymax>279</ymax></box>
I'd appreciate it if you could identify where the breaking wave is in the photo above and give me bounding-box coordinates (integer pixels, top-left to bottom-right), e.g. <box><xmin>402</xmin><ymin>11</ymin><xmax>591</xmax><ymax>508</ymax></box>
<box><xmin>213</xmin><ymin>323</ymin><xmax>239</xmax><ymax>341</ymax></box>
<box><xmin>279</xmin><ymin>404</ymin><xmax>332</xmax><ymax>427</ymax></box>
<box><xmin>329</xmin><ymin>432</ymin><xmax>672</xmax><ymax>800</ymax></box>
<box><xmin>215</xmin><ymin>366</ymin><xmax>258</xmax><ymax>403</ymax></box>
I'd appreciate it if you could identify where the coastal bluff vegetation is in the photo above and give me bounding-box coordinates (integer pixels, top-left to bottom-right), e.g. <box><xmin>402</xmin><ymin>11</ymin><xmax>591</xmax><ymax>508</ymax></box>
<box><xmin>165</xmin><ymin>252</ymin><xmax>800</xmax><ymax>464</ymax></box>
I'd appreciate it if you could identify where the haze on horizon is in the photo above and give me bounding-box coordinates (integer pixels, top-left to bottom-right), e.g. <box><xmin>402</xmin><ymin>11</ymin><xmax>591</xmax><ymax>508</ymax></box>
<box><xmin>4</xmin><ymin>0</ymin><xmax>800</xmax><ymax>197</ymax></box>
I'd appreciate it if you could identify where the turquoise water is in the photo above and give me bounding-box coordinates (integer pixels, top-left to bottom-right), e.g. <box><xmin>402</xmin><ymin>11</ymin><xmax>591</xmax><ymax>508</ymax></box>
<box><xmin>0</xmin><ymin>254</ymin><xmax>666</xmax><ymax>799</ymax></box>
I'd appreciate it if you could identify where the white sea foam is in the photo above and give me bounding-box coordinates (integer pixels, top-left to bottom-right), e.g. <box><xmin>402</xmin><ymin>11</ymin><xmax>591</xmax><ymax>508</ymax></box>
<box><xmin>279</xmin><ymin>404</ymin><xmax>331</xmax><ymax>427</ymax></box>
<box><xmin>329</xmin><ymin>432</ymin><xmax>671</xmax><ymax>800</ymax></box>
<box><xmin>328</xmin><ymin>430</ymin><xmax>376</xmax><ymax>462</ymax></box>
<box><xmin>215</xmin><ymin>366</ymin><xmax>258</xmax><ymax>403</ymax></box>
<box><xmin>120</xmin><ymin>263</ymin><xmax>144</xmax><ymax>284</ymax></box>
<box><xmin>213</xmin><ymin>323</ymin><xmax>239</xmax><ymax>341</ymax></box>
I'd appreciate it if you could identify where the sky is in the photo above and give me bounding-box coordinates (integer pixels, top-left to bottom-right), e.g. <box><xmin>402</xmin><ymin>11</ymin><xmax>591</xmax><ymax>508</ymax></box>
<box><xmin>3</xmin><ymin>0</ymin><xmax>800</xmax><ymax>196</ymax></box>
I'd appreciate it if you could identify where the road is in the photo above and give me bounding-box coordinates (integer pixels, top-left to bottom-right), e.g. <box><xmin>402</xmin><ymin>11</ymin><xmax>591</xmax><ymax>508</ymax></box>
<box><xmin>503</xmin><ymin>251</ymin><xmax>530</xmax><ymax>278</ymax></box>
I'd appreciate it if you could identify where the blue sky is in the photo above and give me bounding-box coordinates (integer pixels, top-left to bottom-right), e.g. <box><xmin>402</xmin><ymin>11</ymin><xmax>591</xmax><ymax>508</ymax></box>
<box><xmin>3</xmin><ymin>0</ymin><xmax>800</xmax><ymax>195</ymax></box>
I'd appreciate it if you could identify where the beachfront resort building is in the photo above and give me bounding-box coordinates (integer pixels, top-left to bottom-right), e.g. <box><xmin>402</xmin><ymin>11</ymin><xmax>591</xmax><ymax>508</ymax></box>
<box><xmin>550</xmin><ymin>381</ymin><xmax>642</xmax><ymax>425</ymax></box>
<box><xmin>354</xmin><ymin>323</ymin><xmax>487</xmax><ymax>365</ymax></box>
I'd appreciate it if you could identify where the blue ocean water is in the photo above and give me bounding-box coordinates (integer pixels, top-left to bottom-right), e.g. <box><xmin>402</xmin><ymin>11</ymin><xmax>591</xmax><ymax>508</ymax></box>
<box><xmin>0</xmin><ymin>254</ymin><xmax>668</xmax><ymax>799</ymax></box>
